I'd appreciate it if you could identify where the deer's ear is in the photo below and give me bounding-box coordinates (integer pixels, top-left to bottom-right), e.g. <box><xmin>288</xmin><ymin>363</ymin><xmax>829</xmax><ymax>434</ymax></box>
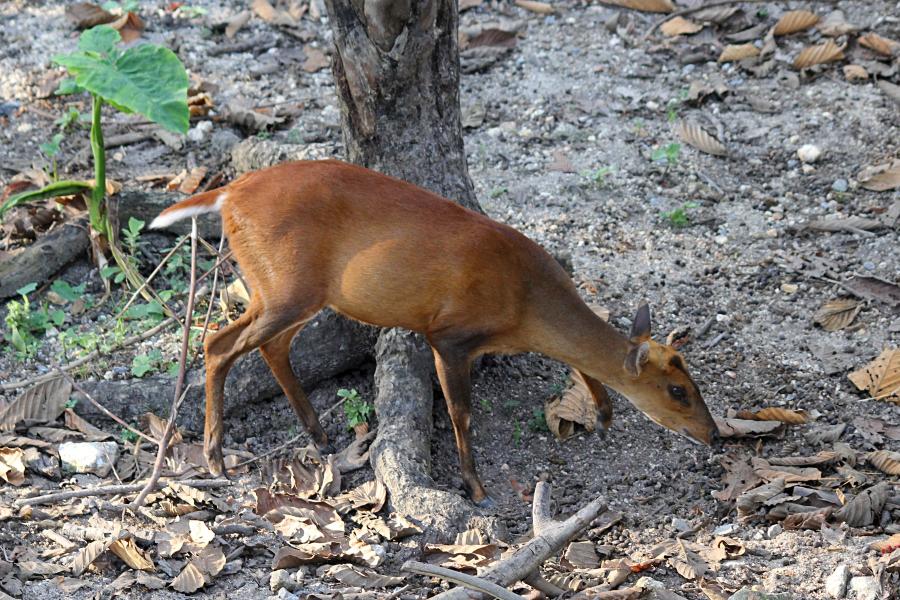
<box><xmin>624</xmin><ymin>340</ymin><xmax>651</xmax><ymax>377</ymax></box>
<box><xmin>630</xmin><ymin>303</ymin><xmax>651</xmax><ymax>342</ymax></box>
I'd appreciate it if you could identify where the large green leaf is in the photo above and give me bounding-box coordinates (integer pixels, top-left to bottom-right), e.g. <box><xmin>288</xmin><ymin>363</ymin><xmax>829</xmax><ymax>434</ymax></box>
<box><xmin>52</xmin><ymin>26</ymin><xmax>189</xmax><ymax>134</ymax></box>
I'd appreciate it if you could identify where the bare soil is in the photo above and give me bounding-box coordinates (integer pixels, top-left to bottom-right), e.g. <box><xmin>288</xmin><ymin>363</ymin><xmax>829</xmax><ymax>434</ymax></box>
<box><xmin>1</xmin><ymin>1</ymin><xmax>899</xmax><ymax>599</ymax></box>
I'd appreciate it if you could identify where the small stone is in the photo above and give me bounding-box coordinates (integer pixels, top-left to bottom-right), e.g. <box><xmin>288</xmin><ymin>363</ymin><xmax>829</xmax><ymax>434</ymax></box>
<box><xmin>728</xmin><ymin>588</ymin><xmax>792</xmax><ymax>600</ymax></box>
<box><xmin>275</xmin><ymin>589</ymin><xmax>299</xmax><ymax>600</ymax></box>
<box><xmin>58</xmin><ymin>442</ymin><xmax>119</xmax><ymax>477</ymax></box>
<box><xmin>825</xmin><ymin>564</ymin><xmax>849</xmax><ymax>598</ymax></box>
<box><xmin>636</xmin><ymin>577</ymin><xmax>688</xmax><ymax>600</ymax></box>
<box><xmin>714</xmin><ymin>235</ymin><xmax>728</xmax><ymax>245</ymax></box>
<box><xmin>797</xmin><ymin>144</ymin><xmax>822</xmax><ymax>163</ymax></box>
<box><xmin>210</xmin><ymin>129</ymin><xmax>241</xmax><ymax>153</ymax></box>
<box><xmin>269</xmin><ymin>569</ymin><xmax>298</xmax><ymax>593</ymax></box>
<box><xmin>781</xmin><ymin>283</ymin><xmax>799</xmax><ymax>294</ymax></box>
<box><xmin>848</xmin><ymin>576</ymin><xmax>878</xmax><ymax>600</ymax></box>
<box><xmin>863</xmin><ymin>261</ymin><xmax>875</xmax><ymax>271</ymax></box>
<box><xmin>767</xmin><ymin>524</ymin><xmax>782</xmax><ymax>539</ymax></box>
<box><xmin>187</xmin><ymin>120</ymin><xmax>213</xmax><ymax>143</ymax></box>
<box><xmin>672</xmin><ymin>517</ymin><xmax>692</xmax><ymax>532</ymax></box>
<box><xmin>713</xmin><ymin>523</ymin><xmax>738</xmax><ymax>536</ymax></box>
<box><xmin>752</xmin><ymin>530</ymin><xmax>765</xmax><ymax>541</ymax></box>
<box><xmin>831</xmin><ymin>178</ymin><xmax>848</xmax><ymax>193</ymax></box>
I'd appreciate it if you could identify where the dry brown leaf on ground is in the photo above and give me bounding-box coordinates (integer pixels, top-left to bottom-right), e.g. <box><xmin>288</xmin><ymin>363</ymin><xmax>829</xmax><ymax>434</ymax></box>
<box><xmin>167</xmin><ymin>482</ymin><xmax>235</xmax><ymax>512</ymax></box>
<box><xmin>352</xmin><ymin>512</ymin><xmax>421</xmax><ymax>540</ymax></box>
<box><xmin>108</xmin><ymin>536</ymin><xmax>154</xmax><ymax>570</ymax></box>
<box><xmin>109</xmin><ymin>11</ymin><xmax>144</xmax><ymax>43</ymax></box>
<box><xmin>63</xmin><ymin>409</ymin><xmax>112</xmax><ymax>441</ymax></box>
<box><xmin>859</xmin><ymin>33</ymin><xmax>900</xmax><ymax>57</ymax></box>
<box><xmin>735</xmin><ymin>407</ymin><xmax>808</xmax><ymax>425</ymax></box>
<box><xmin>0</xmin><ymin>377</ymin><xmax>71</xmax><ymax>432</ymax></box>
<box><xmin>843</xmin><ymin>64</ymin><xmax>869</xmax><ymax>82</ymax></box>
<box><xmin>715</xmin><ymin>417</ymin><xmax>784</xmax><ymax>438</ymax></box>
<box><xmin>834</xmin><ymin>482</ymin><xmax>889</xmax><ymax>526</ymax></box>
<box><xmin>71</xmin><ymin>539</ymin><xmax>112</xmax><ymax>576</ymax></box>
<box><xmin>706</xmin><ymin>537</ymin><xmax>746</xmax><ymax>563</ymax></box>
<box><xmin>661</xmin><ymin>16</ymin><xmax>703</xmax><ymax>36</ymax></box>
<box><xmin>515</xmin><ymin>0</ymin><xmax>554</xmax><ymax>14</ymax></box>
<box><xmin>325</xmin><ymin>564</ymin><xmax>406</xmax><ymax>587</ymax></box>
<box><xmin>773</xmin><ymin>10</ymin><xmax>819</xmax><ymax>36</ymax></box>
<box><xmin>712</xmin><ymin>453</ymin><xmax>760</xmax><ymax>502</ymax></box>
<box><xmin>272</xmin><ymin>542</ymin><xmax>345</xmax><ymax>568</ymax></box>
<box><xmin>735</xmin><ymin>478</ymin><xmax>785</xmax><ymax>516</ymax></box>
<box><xmin>337</xmin><ymin>479</ymin><xmax>387</xmax><ymax>513</ymax></box>
<box><xmin>670</xmin><ymin>539</ymin><xmax>708</xmax><ymax>580</ymax></box>
<box><xmin>549</xmin><ymin>150</ymin><xmax>576</xmax><ymax>173</ymax></box>
<box><xmin>0</xmin><ymin>448</ymin><xmax>25</xmax><ymax>485</ymax></box>
<box><xmin>871</xmin><ymin>533</ymin><xmax>900</xmax><ymax>553</ymax></box>
<box><xmin>807</xmin><ymin>216</ymin><xmax>882</xmax><ymax>234</ymax></box>
<box><xmin>818</xmin><ymin>10</ymin><xmax>858</xmax><ymax>36</ymax></box>
<box><xmin>843</xmin><ymin>276</ymin><xmax>900</xmax><ymax>307</ymax></box>
<box><xmin>572</xmin><ymin>586</ymin><xmax>642</xmax><ymax>600</ymax></box>
<box><xmin>693</xmin><ymin>6</ymin><xmax>739</xmax><ymax>23</ymax></box>
<box><xmin>752</xmin><ymin>461</ymin><xmax>822</xmax><ymax>484</ymax></box>
<box><xmin>302</xmin><ymin>46</ymin><xmax>330</xmax><ymax>73</ymax></box>
<box><xmin>188</xmin><ymin>92</ymin><xmax>214</xmax><ymax>117</ymax></box>
<box><xmin>793</xmin><ymin>40</ymin><xmax>844</xmax><ymax>69</ymax></box>
<box><xmin>424</xmin><ymin>542</ymin><xmax>500</xmax><ymax>572</ymax></box>
<box><xmin>857</xmin><ymin>160</ymin><xmax>900</xmax><ymax>192</ymax></box>
<box><xmin>768</xmin><ymin>451</ymin><xmax>838</xmax><ymax>467</ymax></box>
<box><xmin>813</xmin><ymin>298</ymin><xmax>861</xmax><ymax>331</ymax></box>
<box><xmin>65</xmin><ymin>3</ymin><xmax>116</xmax><ymax>28</ymax></box>
<box><xmin>867</xmin><ymin>450</ymin><xmax>900</xmax><ymax>475</ymax></box>
<box><xmin>564</xmin><ymin>540</ymin><xmax>600</xmax><ymax>569</ymax></box>
<box><xmin>467</xmin><ymin>29</ymin><xmax>518</xmax><ymax>49</ymax></box>
<box><xmin>718</xmin><ymin>43</ymin><xmax>759</xmax><ymax>63</ymax></box>
<box><xmin>600</xmin><ymin>0</ymin><xmax>674</xmax><ymax>13</ymax></box>
<box><xmin>545</xmin><ymin>370</ymin><xmax>599</xmax><ymax>440</ymax></box>
<box><xmin>178</xmin><ymin>167</ymin><xmax>208</xmax><ymax>195</ymax></box>
<box><xmin>171</xmin><ymin>562</ymin><xmax>205</xmax><ymax>593</ymax></box>
<box><xmin>226</xmin><ymin>10</ymin><xmax>251</xmax><ymax>37</ymax></box>
<box><xmin>848</xmin><ymin>348</ymin><xmax>900</xmax><ymax>403</ymax></box>
<box><xmin>782</xmin><ymin>506</ymin><xmax>833</xmax><ymax>530</ymax></box>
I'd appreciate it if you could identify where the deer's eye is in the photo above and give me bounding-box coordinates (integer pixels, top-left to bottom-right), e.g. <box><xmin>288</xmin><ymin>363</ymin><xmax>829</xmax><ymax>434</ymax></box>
<box><xmin>669</xmin><ymin>385</ymin><xmax>688</xmax><ymax>405</ymax></box>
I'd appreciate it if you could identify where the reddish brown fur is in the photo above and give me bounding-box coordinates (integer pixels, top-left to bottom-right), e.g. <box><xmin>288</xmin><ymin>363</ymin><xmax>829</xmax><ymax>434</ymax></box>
<box><xmin>153</xmin><ymin>160</ymin><xmax>718</xmax><ymax>505</ymax></box>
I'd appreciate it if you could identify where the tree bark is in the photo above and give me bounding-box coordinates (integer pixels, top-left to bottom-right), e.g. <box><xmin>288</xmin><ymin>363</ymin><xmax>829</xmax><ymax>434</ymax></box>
<box><xmin>324</xmin><ymin>0</ymin><xmax>490</xmax><ymax>539</ymax></box>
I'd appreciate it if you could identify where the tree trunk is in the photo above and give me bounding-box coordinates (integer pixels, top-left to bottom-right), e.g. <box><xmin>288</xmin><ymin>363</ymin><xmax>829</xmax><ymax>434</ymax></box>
<box><xmin>324</xmin><ymin>0</ymin><xmax>494</xmax><ymax>540</ymax></box>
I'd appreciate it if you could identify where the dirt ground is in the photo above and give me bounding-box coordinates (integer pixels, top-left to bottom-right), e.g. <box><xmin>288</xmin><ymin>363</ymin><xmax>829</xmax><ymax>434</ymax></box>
<box><xmin>1</xmin><ymin>0</ymin><xmax>899</xmax><ymax>599</ymax></box>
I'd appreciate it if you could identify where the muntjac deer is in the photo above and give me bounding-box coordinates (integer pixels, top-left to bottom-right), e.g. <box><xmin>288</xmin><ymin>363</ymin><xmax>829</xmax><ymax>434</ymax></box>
<box><xmin>151</xmin><ymin>159</ymin><xmax>718</xmax><ymax>506</ymax></box>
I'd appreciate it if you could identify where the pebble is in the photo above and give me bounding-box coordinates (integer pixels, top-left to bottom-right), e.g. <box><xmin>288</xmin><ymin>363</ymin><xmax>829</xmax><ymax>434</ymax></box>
<box><xmin>831</xmin><ymin>178</ymin><xmax>848</xmax><ymax>193</ymax></box>
<box><xmin>210</xmin><ymin>129</ymin><xmax>241</xmax><ymax>153</ymax></box>
<box><xmin>781</xmin><ymin>283</ymin><xmax>799</xmax><ymax>294</ymax></box>
<box><xmin>58</xmin><ymin>442</ymin><xmax>119</xmax><ymax>477</ymax></box>
<box><xmin>713</xmin><ymin>523</ymin><xmax>738</xmax><ymax>536</ymax></box>
<box><xmin>187</xmin><ymin>120</ymin><xmax>213</xmax><ymax>143</ymax></box>
<box><xmin>848</xmin><ymin>576</ymin><xmax>879</xmax><ymax>600</ymax></box>
<box><xmin>269</xmin><ymin>569</ymin><xmax>299</xmax><ymax>593</ymax></box>
<box><xmin>275</xmin><ymin>589</ymin><xmax>299</xmax><ymax>600</ymax></box>
<box><xmin>728</xmin><ymin>588</ymin><xmax>792</xmax><ymax>600</ymax></box>
<box><xmin>714</xmin><ymin>235</ymin><xmax>728</xmax><ymax>245</ymax></box>
<box><xmin>797</xmin><ymin>144</ymin><xmax>822</xmax><ymax>163</ymax></box>
<box><xmin>863</xmin><ymin>261</ymin><xmax>875</xmax><ymax>271</ymax></box>
<box><xmin>672</xmin><ymin>517</ymin><xmax>691</xmax><ymax>532</ymax></box>
<box><xmin>825</xmin><ymin>564</ymin><xmax>849</xmax><ymax>598</ymax></box>
<box><xmin>766</xmin><ymin>524</ymin><xmax>782</xmax><ymax>539</ymax></box>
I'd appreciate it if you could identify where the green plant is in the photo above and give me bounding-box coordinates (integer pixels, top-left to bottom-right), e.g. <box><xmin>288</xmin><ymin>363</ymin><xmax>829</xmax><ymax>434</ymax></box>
<box><xmin>2</xmin><ymin>25</ymin><xmax>189</xmax><ymax>259</ymax></box>
<box><xmin>528</xmin><ymin>407</ymin><xmax>548</xmax><ymax>432</ymax></box>
<box><xmin>175</xmin><ymin>5</ymin><xmax>208</xmax><ymax>18</ymax></box>
<box><xmin>65</xmin><ymin>397</ymin><xmax>79</xmax><ymax>409</ymax></box>
<box><xmin>489</xmin><ymin>186</ymin><xmax>508</xmax><ymax>199</ymax></box>
<box><xmin>661</xmin><ymin>202</ymin><xmax>699</xmax><ymax>228</ymax></box>
<box><xmin>50</xmin><ymin>279</ymin><xmax>86</xmax><ymax>302</ymax></box>
<box><xmin>132</xmin><ymin>348</ymin><xmax>164</xmax><ymax>377</ymax></box>
<box><xmin>339</xmin><ymin>388</ymin><xmax>373</xmax><ymax>429</ymax></box>
<box><xmin>122</xmin><ymin>216</ymin><xmax>145</xmax><ymax>255</ymax></box>
<box><xmin>39</xmin><ymin>133</ymin><xmax>64</xmax><ymax>181</ymax></box>
<box><xmin>4</xmin><ymin>283</ymin><xmax>65</xmax><ymax>356</ymax></box>
<box><xmin>502</xmin><ymin>397</ymin><xmax>520</xmax><ymax>412</ymax></box>
<box><xmin>583</xmin><ymin>166</ymin><xmax>612</xmax><ymax>188</ymax></box>
<box><xmin>666</xmin><ymin>88</ymin><xmax>689</xmax><ymax>123</ymax></box>
<box><xmin>120</xmin><ymin>428</ymin><xmax>139</xmax><ymax>443</ymax></box>
<box><xmin>512</xmin><ymin>421</ymin><xmax>523</xmax><ymax>446</ymax></box>
<box><xmin>479</xmin><ymin>398</ymin><xmax>493</xmax><ymax>412</ymax></box>
<box><xmin>55</xmin><ymin>106</ymin><xmax>85</xmax><ymax>131</ymax></box>
<box><xmin>651</xmin><ymin>142</ymin><xmax>681</xmax><ymax>168</ymax></box>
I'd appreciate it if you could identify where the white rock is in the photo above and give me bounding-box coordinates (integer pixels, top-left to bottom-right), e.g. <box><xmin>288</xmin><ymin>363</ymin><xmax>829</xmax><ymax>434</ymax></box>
<box><xmin>713</xmin><ymin>523</ymin><xmax>738</xmax><ymax>536</ymax></box>
<box><xmin>187</xmin><ymin>120</ymin><xmax>213</xmax><ymax>143</ymax></box>
<box><xmin>767</xmin><ymin>524</ymin><xmax>782</xmax><ymax>539</ymax></box>
<box><xmin>797</xmin><ymin>144</ymin><xmax>822</xmax><ymax>163</ymax></box>
<box><xmin>275</xmin><ymin>589</ymin><xmax>299</xmax><ymax>600</ymax></box>
<box><xmin>58</xmin><ymin>442</ymin><xmax>119</xmax><ymax>477</ymax></box>
<box><xmin>825</xmin><ymin>564</ymin><xmax>849</xmax><ymax>598</ymax></box>
<box><xmin>849</xmin><ymin>576</ymin><xmax>879</xmax><ymax>600</ymax></box>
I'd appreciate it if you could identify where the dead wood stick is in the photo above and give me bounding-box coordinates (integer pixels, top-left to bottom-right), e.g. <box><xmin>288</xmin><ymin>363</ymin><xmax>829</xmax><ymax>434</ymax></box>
<box><xmin>13</xmin><ymin>478</ymin><xmax>230</xmax><ymax>508</ymax></box>
<box><xmin>431</xmin><ymin>482</ymin><xmax>606</xmax><ymax>600</ymax></box>
<box><xmin>402</xmin><ymin>561</ymin><xmax>525</xmax><ymax>600</ymax></box>
<box><xmin>131</xmin><ymin>217</ymin><xmax>199</xmax><ymax>509</ymax></box>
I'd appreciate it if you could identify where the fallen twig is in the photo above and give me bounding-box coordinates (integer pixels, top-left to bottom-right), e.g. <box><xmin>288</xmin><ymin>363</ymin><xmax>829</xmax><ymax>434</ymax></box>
<box><xmin>431</xmin><ymin>482</ymin><xmax>607</xmax><ymax>599</ymax></box>
<box><xmin>60</xmin><ymin>371</ymin><xmax>159</xmax><ymax>445</ymax></box>
<box><xmin>403</xmin><ymin>561</ymin><xmax>524</xmax><ymax>600</ymax></box>
<box><xmin>13</xmin><ymin>478</ymin><xmax>230</xmax><ymax>508</ymax></box>
<box><xmin>131</xmin><ymin>217</ymin><xmax>200</xmax><ymax>510</ymax></box>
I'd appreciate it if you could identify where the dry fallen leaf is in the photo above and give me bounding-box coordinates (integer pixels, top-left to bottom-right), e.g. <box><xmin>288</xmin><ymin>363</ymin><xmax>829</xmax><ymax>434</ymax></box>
<box><xmin>813</xmin><ymin>299</ymin><xmax>861</xmax><ymax>331</ymax></box>
<box><xmin>339</xmin><ymin>479</ymin><xmax>387</xmax><ymax>512</ymax></box>
<box><xmin>737</xmin><ymin>407</ymin><xmax>808</xmax><ymax>425</ymax></box>
<box><xmin>545</xmin><ymin>370</ymin><xmax>599</xmax><ymax>440</ymax></box>
<box><xmin>768</xmin><ymin>451</ymin><xmax>838</xmax><ymax>467</ymax></box>
<box><xmin>302</xmin><ymin>46</ymin><xmax>330</xmax><ymax>73</ymax></box>
<box><xmin>109</xmin><ymin>11</ymin><xmax>144</xmax><ymax>43</ymax></box>
<box><xmin>793</xmin><ymin>40</ymin><xmax>844</xmax><ymax>69</ymax></box>
<box><xmin>715</xmin><ymin>417</ymin><xmax>784</xmax><ymax>438</ymax></box>
<box><xmin>858</xmin><ymin>33</ymin><xmax>900</xmax><ymax>57</ymax></box>
<box><xmin>718</xmin><ymin>43</ymin><xmax>760</xmax><ymax>63</ymax></box>
<box><xmin>736</xmin><ymin>478</ymin><xmax>785</xmax><ymax>516</ymax></box>
<box><xmin>178</xmin><ymin>167</ymin><xmax>208</xmax><ymax>195</ymax></box>
<box><xmin>818</xmin><ymin>10</ymin><xmax>857</xmax><ymax>36</ymax></box>
<box><xmin>848</xmin><ymin>348</ymin><xmax>900</xmax><ymax>403</ymax></box>
<box><xmin>171</xmin><ymin>562</ymin><xmax>205</xmax><ymax>593</ymax></box>
<box><xmin>600</xmin><ymin>0</ymin><xmax>675</xmax><ymax>13</ymax></box>
<box><xmin>514</xmin><ymin>0</ymin><xmax>554</xmax><ymax>14</ymax></box>
<box><xmin>0</xmin><ymin>377</ymin><xmax>71</xmax><ymax>432</ymax></box>
<box><xmin>0</xmin><ymin>448</ymin><xmax>25</xmax><ymax>485</ymax></box>
<box><xmin>807</xmin><ymin>216</ymin><xmax>882</xmax><ymax>234</ymax></box>
<box><xmin>661</xmin><ymin>16</ymin><xmax>703</xmax><ymax>36</ymax></box>
<box><xmin>226</xmin><ymin>10</ymin><xmax>251</xmax><ymax>38</ymax></box>
<box><xmin>565</xmin><ymin>540</ymin><xmax>600</xmax><ymax>569</ymax></box>
<box><xmin>467</xmin><ymin>28</ymin><xmax>518</xmax><ymax>49</ymax></box>
<box><xmin>867</xmin><ymin>450</ymin><xmax>900</xmax><ymax>475</ymax></box>
<box><xmin>325</xmin><ymin>564</ymin><xmax>405</xmax><ymax>587</ymax></box>
<box><xmin>834</xmin><ymin>482</ymin><xmax>889</xmax><ymax>526</ymax></box>
<box><xmin>870</xmin><ymin>533</ymin><xmax>900</xmax><ymax>553</ymax></box>
<box><xmin>712</xmin><ymin>453</ymin><xmax>760</xmax><ymax>502</ymax></box>
<box><xmin>65</xmin><ymin>2</ymin><xmax>116</xmax><ymax>28</ymax></box>
<box><xmin>108</xmin><ymin>536</ymin><xmax>154</xmax><ymax>570</ymax></box>
<box><xmin>773</xmin><ymin>10</ymin><xmax>819</xmax><ymax>35</ymax></box>
<box><xmin>549</xmin><ymin>150</ymin><xmax>576</xmax><ymax>173</ymax></box>
<box><xmin>857</xmin><ymin>160</ymin><xmax>900</xmax><ymax>192</ymax></box>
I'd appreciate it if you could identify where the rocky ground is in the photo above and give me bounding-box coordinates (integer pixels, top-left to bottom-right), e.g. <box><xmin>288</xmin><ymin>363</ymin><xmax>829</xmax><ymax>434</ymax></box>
<box><xmin>0</xmin><ymin>0</ymin><xmax>899</xmax><ymax>599</ymax></box>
